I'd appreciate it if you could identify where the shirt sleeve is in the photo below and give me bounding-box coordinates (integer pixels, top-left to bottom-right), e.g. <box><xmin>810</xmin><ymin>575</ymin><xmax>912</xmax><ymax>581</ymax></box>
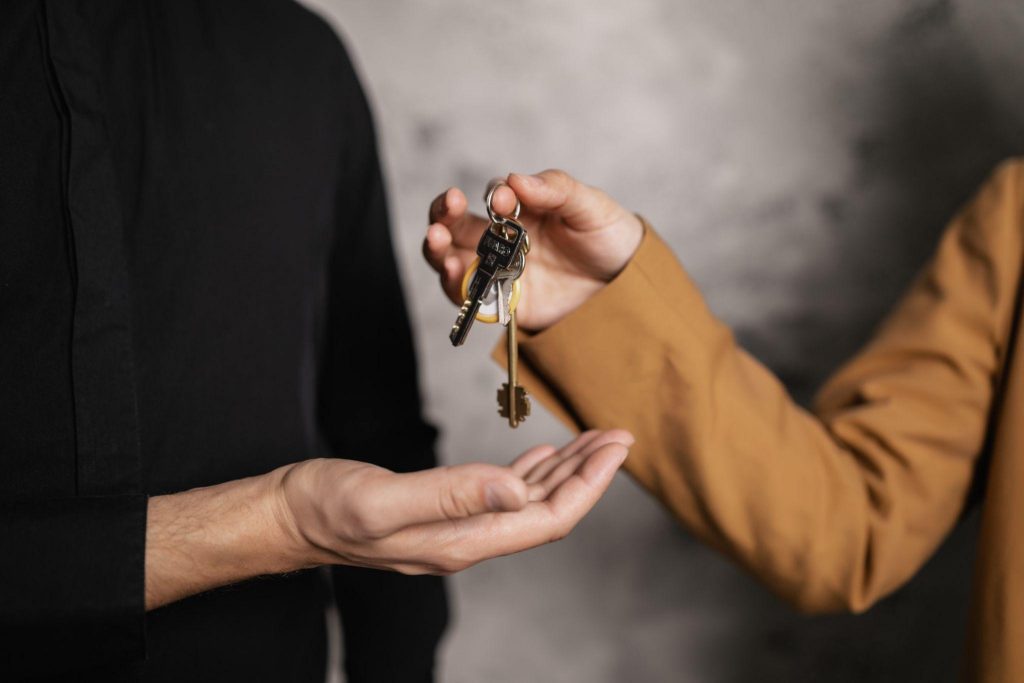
<box><xmin>0</xmin><ymin>495</ymin><xmax>147</xmax><ymax>675</ymax></box>
<box><xmin>502</xmin><ymin>159</ymin><xmax>1024</xmax><ymax>613</ymax></box>
<box><xmin>316</xmin><ymin>42</ymin><xmax>447</xmax><ymax>682</ymax></box>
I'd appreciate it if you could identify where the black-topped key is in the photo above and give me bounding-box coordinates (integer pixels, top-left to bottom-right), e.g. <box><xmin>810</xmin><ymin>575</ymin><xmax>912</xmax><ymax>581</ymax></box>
<box><xmin>450</xmin><ymin>219</ymin><xmax>527</xmax><ymax>346</ymax></box>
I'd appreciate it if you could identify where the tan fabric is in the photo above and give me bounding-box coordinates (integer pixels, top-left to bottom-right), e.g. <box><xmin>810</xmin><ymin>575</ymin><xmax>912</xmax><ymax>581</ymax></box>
<box><xmin>499</xmin><ymin>159</ymin><xmax>1024</xmax><ymax>681</ymax></box>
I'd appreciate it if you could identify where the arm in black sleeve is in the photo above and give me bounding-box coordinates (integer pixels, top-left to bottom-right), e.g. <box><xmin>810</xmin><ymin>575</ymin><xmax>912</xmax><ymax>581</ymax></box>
<box><xmin>316</xmin><ymin>43</ymin><xmax>448</xmax><ymax>683</ymax></box>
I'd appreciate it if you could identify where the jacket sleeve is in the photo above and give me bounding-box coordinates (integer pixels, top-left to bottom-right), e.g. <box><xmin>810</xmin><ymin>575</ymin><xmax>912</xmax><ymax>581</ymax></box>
<box><xmin>504</xmin><ymin>159</ymin><xmax>1024</xmax><ymax>613</ymax></box>
<box><xmin>316</xmin><ymin>43</ymin><xmax>447</xmax><ymax>682</ymax></box>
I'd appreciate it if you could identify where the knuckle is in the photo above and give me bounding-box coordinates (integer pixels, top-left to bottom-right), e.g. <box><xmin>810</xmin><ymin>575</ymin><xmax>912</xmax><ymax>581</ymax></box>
<box><xmin>436</xmin><ymin>468</ymin><xmax>480</xmax><ymax>520</ymax></box>
<box><xmin>543</xmin><ymin>168</ymin><xmax>570</xmax><ymax>183</ymax></box>
<box><xmin>550</xmin><ymin>168</ymin><xmax>577</xmax><ymax>192</ymax></box>
<box><xmin>438</xmin><ymin>487</ymin><xmax>473</xmax><ymax>521</ymax></box>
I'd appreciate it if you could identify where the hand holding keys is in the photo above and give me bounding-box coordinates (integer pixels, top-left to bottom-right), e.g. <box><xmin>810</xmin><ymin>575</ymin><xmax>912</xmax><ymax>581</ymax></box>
<box><xmin>427</xmin><ymin>171</ymin><xmax>643</xmax><ymax>427</ymax></box>
<box><xmin>448</xmin><ymin>181</ymin><xmax>532</xmax><ymax>427</ymax></box>
<box><xmin>425</xmin><ymin>170</ymin><xmax>643</xmax><ymax>332</ymax></box>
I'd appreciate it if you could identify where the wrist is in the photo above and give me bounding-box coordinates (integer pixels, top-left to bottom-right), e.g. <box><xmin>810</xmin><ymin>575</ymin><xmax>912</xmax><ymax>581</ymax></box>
<box><xmin>145</xmin><ymin>464</ymin><xmax>324</xmax><ymax>610</ymax></box>
<box><xmin>525</xmin><ymin>215</ymin><xmax>645</xmax><ymax>332</ymax></box>
<box><xmin>264</xmin><ymin>462</ymin><xmax>331</xmax><ymax>570</ymax></box>
<box><xmin>601</xmin><ymin>213</ymin><xmax>645</xmax><ymax>281</ymax></box>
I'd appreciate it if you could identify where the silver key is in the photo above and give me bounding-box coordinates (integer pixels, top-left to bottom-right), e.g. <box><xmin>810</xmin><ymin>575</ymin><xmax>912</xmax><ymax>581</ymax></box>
<box><xmin>495</xmin><ymin>277</ymin><xmax>511</xmax><ymax>327</ymax></box>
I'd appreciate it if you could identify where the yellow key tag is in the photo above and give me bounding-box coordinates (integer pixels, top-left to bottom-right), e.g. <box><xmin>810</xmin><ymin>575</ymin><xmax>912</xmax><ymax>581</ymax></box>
<box><xmin>460</xmin><ymin>258</ymin><xmax>521</xmax><ymax>324</ymax></box>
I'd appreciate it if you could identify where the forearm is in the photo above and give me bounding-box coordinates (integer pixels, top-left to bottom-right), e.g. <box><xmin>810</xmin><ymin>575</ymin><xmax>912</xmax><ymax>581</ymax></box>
<box><xmin>144</xmin><ymin>432</ymin><xmax>631</xmax><ymax>611</ymax></box>
<box><xmin>144</xmin><ymin>465</ymin><xmax>310</xmax><ymax>611</ymax></box>
<box><xmin>513</xmin><ymin>195</ymin><xmax>1020</xmax><ymax>612</ymax></box>
<box><xmin>508</xmin><ymin>242</ymin><xmax>885</xmax><ymax>610</ymax></box>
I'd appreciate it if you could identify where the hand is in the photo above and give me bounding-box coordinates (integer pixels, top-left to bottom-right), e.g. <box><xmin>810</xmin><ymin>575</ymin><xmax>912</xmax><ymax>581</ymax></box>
<box><xmin>423</xmin><ymin>170</ymin><xmax>644</xmax><ymax>331</ymax></box>
<box><xmin>278</xmin><ymin>429</ymin><xmax>632</xmax><ymax>574</ymax></box>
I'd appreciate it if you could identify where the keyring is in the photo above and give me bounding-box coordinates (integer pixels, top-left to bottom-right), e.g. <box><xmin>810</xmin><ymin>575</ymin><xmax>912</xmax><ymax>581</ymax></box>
<box><xmin>460</xmin><ymin>258</ymin><xmax>522</xmax><ymax>324</ymax></box>
<box><xmin>485</xmin><ymin>180</ymin><xmax>521</xmax><ymax>226</ymax></box>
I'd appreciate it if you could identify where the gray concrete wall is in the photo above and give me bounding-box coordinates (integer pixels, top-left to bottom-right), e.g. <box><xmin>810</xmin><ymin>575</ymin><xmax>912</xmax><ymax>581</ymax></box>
<box><xmin>301</xmin><ymin>1</ymin><xmax>1024</xmax><ymax>681</ymax></box>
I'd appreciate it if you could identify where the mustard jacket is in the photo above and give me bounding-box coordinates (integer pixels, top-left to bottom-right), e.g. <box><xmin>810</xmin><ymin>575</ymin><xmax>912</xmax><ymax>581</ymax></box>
<box><xmin>504</xmin><ymin>159</ymin><xmax>1024</xmax><ymax>681</ymax></box>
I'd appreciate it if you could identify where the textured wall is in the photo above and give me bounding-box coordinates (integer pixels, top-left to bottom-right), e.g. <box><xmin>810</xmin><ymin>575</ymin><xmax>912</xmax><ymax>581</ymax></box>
<box><xmin>301</xmin><ymin>1</ymin><xmax>1024</xmax><ymax>681</ymax></box>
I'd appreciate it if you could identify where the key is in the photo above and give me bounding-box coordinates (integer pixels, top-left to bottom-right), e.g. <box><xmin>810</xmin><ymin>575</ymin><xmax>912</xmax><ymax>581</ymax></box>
<box><xmin>456</xmin><ymin>256</ymin><xmax>522</xmax><ymax>324</ymax></box>
<box><xmin>495</xmin><ymin>277</ymin><xmax>511</xmax><ymax>327</ymax></box>
<box><xmin>497</xmin><ymin>307</ymin><xmax>531</xmax><ymax>427</ymax></box>
<box><xmin>494</xmin><ymin>239</ymin><xmax>526</xmax><ymax>329</ymax></box>
<box><xmin>450</xmin><ymin>218</ymin><xmax>527</xmax><ymax>346</ymax></box>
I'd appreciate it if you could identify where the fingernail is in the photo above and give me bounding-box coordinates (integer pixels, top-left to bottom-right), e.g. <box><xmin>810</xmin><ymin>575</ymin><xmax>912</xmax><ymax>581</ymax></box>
<box><xmin>485</xmin><ymin>481</ymin><xmax>521</xmax><ymax>511</ymax></box>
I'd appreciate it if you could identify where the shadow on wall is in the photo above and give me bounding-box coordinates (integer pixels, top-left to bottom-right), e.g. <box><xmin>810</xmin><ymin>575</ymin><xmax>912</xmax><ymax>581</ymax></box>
<box><xmin>726</xmin><ymin>3</ymin><xmax>1022</xmax><ymax>682</ymax></box>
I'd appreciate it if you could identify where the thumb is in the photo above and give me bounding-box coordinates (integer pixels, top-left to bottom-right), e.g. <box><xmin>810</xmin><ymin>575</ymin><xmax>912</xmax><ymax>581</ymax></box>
<box><xmin>361</xmin><ymin>464</ymin><xmax>529</xmax><ymax>537</ymax></box>
<box><xmin>507</xmin><ymin>169</ymin><xmax>618</xmax><ymax>228</ymax></box>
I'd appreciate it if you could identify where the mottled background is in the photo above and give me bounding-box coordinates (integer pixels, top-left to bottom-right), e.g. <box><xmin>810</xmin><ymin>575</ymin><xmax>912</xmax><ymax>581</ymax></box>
<box><xmin>301</xmin><ymin>1</ymin><xmax>1024</xmax><ymax>681</ymax></box>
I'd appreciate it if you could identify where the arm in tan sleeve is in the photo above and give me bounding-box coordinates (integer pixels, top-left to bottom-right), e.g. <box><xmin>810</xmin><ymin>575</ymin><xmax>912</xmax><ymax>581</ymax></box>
<box><xmin>507</xmin><ymin>159</ymin><xmax>1024</xmax><ymax>612</ymax></box>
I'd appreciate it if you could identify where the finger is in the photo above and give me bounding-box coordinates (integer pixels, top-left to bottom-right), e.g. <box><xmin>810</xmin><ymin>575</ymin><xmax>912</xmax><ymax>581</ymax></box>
<box><xmin>428</xmin><ymin>187</ymin><xmax>468</xmax><ymax>227</ymax></box>
<box><xmin>507</xmin><ymin>169</ymin><xmax>612</xmax><ymax>226</ymax></box>
<box><xmin>422</xmin><ymin>222</ymin><xmax>452</xmax><ymax>273</ymax></box>
<box><xmin>449</xmin><ymin>211</ymin><xmax>491</xmax><ymax>248</ymax></box>
<box><xmin>532</xmin><ymin>430</ymin><xmax>635</xmax><ymax>499</ymax></box>
<box><xmin>536</xmin><ymin>430</ymin><xmax>633</xmax><ymax>492</ymax></box>
<box><xmin>510</xmin><ymin>444</ymin><xmax>559</xmax><ymax>477</ymax></box>
<box><xmin>415</xmin><ymin>443</ymin><xmax>630</xmax><ymax>570</ymax></box>
<box><xmin>423</xmin><ymin>222</ymin><xmax>476</xmax><ymax>303</ymax></box>
<box><xmin>523</xmin><ymin>430</ymin><xmax>604</xmax><ymax>484</ymax></box>
<box><xmin>428</xmin><ymin>187</ymin><xmax>492</xmax><ymax>249</ymax></box>
<box><xmin>357</xmin><ymin>463</ymin><xmax>529</xmax><ymax>538</ymax></box>
<box><xmin>489</xmin><ymin>183</ymin><xmax>519</xmax><ymax>218</ymax></box>
<box><xmin>540</xmin><ymin>442</ymin><xmax>628</xmax><ymax>523</ymax></box>
<box><xmin>441</xmin><ymin>255</ymin><xmax>464</xmax><ymax>303</ymax></box>
<box><xmin>529</xmin><ymin>451</ymin><xmax>585</xmax><ymax>501</ymax></box>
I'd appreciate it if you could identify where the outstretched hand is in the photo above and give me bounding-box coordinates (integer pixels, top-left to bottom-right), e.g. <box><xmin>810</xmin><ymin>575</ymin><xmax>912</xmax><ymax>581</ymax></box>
<box><xmin>423</xmin><ymin>170</ymin><xmax>644</xmax><ymax>331</ymax></box>
<box><xmin>280</xmin><ymin>429</ymin><xmax>633</xmax><ymax>575</ymax></box>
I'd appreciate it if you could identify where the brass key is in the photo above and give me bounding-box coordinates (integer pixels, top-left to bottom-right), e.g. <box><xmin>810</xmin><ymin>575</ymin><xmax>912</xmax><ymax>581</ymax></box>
<box><xmin>498</xmin><ymin>307</ymin><xmax>531</xmax><ymax>427</ymax></box>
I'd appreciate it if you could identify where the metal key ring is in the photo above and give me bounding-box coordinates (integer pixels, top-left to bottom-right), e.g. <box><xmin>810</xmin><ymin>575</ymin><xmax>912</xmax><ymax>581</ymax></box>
<box><xmin>485</xmin><ymin>180</ymin><xmax>521</xmax><ymax>225</ymax></box>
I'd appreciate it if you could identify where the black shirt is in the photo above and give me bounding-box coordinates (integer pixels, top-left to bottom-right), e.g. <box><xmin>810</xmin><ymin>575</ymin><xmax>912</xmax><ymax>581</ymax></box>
<box><xmin>0</xmin><ymin>1</ymin><xmax>446</xmax><ymax>680</ymax></box>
